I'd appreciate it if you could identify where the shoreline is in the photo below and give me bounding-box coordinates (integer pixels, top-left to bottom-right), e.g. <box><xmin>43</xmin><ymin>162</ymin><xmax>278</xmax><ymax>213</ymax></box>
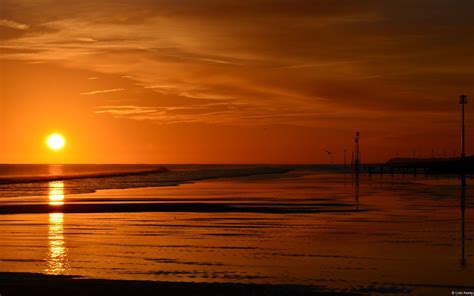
<box><xmin>0</xmin><ymin>167</ymin><xmax>169</xmax><ymax>185</ymax></box>
<box><xmin>0</xmin><ymin>272</ymin><xmax>327</xmax><ymax>296</ymax></box>
<box><xmin>0</xmin><ymin>201</ymin><xmax>359</xmax><ymax>215</ymax></box>
<box><xmin>2</xmin><ymin>272</ymin><xmax>472</xmax><ymax>295</ymax></box>
<box><xmin>0</xmin><ymin>166</ymin><xmax>293</xmax><ymax>199</ymax></box>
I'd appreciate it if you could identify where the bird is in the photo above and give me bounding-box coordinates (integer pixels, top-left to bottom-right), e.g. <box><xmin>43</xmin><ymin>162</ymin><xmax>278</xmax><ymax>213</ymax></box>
<box><xmin>323</xmin><ymin>149</ymin><xmax>335</xmax><ymax>164</ymax></box>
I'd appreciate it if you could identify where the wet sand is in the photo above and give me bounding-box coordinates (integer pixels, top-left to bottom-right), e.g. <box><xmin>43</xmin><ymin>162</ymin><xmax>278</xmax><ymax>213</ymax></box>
<box><xmin>0</xmin><ymin>170</ymin><xmax>473</xmax><ymax>295</ymax></box>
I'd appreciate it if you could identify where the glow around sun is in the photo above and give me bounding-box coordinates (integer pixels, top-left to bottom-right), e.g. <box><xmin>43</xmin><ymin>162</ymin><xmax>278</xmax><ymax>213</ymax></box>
<box><xmin>46</xmin><ymin>133</ymin><xmax>66</xmax><ymax>151</ymax></box>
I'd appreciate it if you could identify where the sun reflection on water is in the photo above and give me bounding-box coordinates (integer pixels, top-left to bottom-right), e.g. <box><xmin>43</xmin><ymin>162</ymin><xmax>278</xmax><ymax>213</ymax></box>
<box><xmin>45</xmin><ymin>213</ymin><xmax>69</xmax><ymax>274</ymax></box>
<box><xmin>49</xmin><ymin>181</ymin><xmax>64</xmax><ymax>206</ymax></box>
<box><xmin>45</xmin><ymin>180</ymin><xmax>69</xmax><ymax>274</ymax></box>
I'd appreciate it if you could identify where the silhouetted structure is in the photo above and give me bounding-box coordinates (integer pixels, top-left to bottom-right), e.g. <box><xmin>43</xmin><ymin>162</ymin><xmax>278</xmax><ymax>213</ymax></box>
<box><xmin>354</xmin><ymin>132</ymin><xmax>360</xmax><ymax>210</ymax></box>
<box><xmin>460</xmin><ymin>95</ymin><xmax>468</xmax><ymax>161</ymax></box>
<box><xmin>377</xmin><ymin>156</ymin><xmax>474</xmax><ymax>174</ymax></box>
<box><xmin>374</xmin><ymin>96</ymin><xmax>470</xmax><ymax>174</ymax></box>
<box><xmin>344</xmin><ymin>149</ymin><xmax>347</xmax><ymax>169</ymax></box>
<box><xmin>354</xmin><ymin>132</ymin><xmax>360</xmax><ymax>174</ymax></box>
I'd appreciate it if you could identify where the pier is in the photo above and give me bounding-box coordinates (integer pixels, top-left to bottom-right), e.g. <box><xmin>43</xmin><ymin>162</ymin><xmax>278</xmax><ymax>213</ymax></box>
<box><xmin>360</xmin><ymin>156</ymin><xmax>474</xmax><ymax>175</ymax></box>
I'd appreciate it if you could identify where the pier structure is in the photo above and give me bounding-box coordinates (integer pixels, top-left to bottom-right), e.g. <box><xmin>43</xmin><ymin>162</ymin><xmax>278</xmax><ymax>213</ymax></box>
<box><xmin>363</xmin><ymin>94</ymin><xmax>470</xmax><ymax>175</ymax></box>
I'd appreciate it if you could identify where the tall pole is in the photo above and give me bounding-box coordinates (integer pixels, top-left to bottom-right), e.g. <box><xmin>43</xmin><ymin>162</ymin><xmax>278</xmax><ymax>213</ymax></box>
<box><xmin>344</xmin><ymin>149</ymin><xmax>347</xmax><ymax>169</ymax></box>
<box><xmin>354</xmin><ymin>132</ymin><xmax>360</xmax><ymax>211</ymax></box>
<box><xmin>460</xmin><ymin>95</ymin><xmax>467</xmax><ymax>161</ymax></box>
<box><xmin>355</xmin><ymin>132</ymin><xmax>360</xmax><ymax>175</ymax></box>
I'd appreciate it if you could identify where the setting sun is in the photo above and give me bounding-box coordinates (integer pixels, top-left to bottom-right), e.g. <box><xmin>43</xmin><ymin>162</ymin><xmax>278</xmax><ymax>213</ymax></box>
<box><xmin>46</xmin><ymin>133</ymin><xmax>66</xmax><ymax>151</ymax></box>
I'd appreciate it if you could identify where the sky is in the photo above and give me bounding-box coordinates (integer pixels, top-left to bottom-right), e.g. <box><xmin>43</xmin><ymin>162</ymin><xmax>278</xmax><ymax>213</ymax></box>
<box><xmin>1</xmin><ymin>0</ymin><xmax>473</xmax><ymax>164</ymax></box>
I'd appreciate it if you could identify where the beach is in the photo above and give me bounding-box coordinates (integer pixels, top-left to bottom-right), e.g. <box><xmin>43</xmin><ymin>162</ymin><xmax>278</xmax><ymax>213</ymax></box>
<box><xmin>0</xmin><ymin>165</ymin><xmax>473</xmax><ymax>295</ymax></box>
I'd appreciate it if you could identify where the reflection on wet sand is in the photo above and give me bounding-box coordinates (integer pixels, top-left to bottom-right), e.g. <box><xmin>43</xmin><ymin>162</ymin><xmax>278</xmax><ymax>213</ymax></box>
<box><xmin>45</xmin><ymin>181</ymin><xmax>68</xmax><ymax>274</ymax></box>
<box><xmin>460</xmin><ymin>174</ymin><xmax>466</xmax><ymax>268</ymax></box>
<box><xmin>46</xmin><ymin>213</ymin><xmax>68</xmax><ymax>275</ymax></box>
<box><xmin>353</xmin><ymin>172</ymin><xmax>360</xmax><ymax>211</ymax></box>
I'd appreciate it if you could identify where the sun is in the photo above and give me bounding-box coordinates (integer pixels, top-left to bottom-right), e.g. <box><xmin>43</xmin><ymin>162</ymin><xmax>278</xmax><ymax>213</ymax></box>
<box><xmin>46</xmin><ymin>133</ymin><xmax>66</xmax><ymax>151</ymax></box>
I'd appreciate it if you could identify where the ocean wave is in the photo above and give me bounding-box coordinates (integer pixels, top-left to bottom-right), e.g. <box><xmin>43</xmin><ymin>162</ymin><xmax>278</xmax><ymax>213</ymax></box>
<box><xmin>0</xmin><ymin>167</ymin><xmax>169</xmax><ymax>185</ymax></box>
<box><xmin>0</xmin><ymin>166</ymin><xmax>291</xmax><ymax>198</ymax></box>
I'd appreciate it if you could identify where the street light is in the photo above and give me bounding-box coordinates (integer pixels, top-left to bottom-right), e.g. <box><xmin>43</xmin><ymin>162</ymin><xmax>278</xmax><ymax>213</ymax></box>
<box><xmin>460</xmin><ymin>95</ymin><xmax>468</xmax><ymax>161</ymax></box>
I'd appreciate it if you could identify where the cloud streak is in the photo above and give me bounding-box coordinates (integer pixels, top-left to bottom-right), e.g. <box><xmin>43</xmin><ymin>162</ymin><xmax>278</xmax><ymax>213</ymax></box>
<box><xmin>80</xmin><ymin>88</ymin><xmax>124</xmax><ymax>95</ymax></box>
<box><xmin>0</xmin><ymin>19</ymin><xmax>29</xmax><ymax>30</ymax></box>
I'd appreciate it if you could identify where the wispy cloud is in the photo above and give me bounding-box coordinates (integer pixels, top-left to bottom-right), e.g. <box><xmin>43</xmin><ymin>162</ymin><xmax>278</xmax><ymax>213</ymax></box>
<box><xmin>80</xmin><ymin>88</ymin><xmax>124</xmax><ymax>95</ymax></box>
<box><xmin>93</xmin><ymin>102</ymin><xmax>360</xmax><ymax>126</ymax></box>
<box><xmin>279</xmin><ymin>61</ymin><xmax>354</xmax><ymax>70</ymax></box>
<box><xmin>0</xmin><ymin>19</ymin><xmax>29</xmax><ymax>30</ymax></box>
<box><xmin>198</xmin><ymin>58</ymin><xmax>237</xmax><ymax>65</ymax></box>
<box><xmin>95</xmin><ymin>105</ymin><xmax>157</xmax><ymax>115</ymax></box>
<box><xmin>75</xmin><ymin>37</ymin><xmax>97</xmax><ymax>42</ymax></box>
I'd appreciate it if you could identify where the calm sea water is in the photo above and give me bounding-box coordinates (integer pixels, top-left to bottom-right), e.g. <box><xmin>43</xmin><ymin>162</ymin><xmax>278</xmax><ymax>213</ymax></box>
<box><xmin>0</xmin><ymin>164</ymin><xmax>473</xmax><ymax>294</ymax></box>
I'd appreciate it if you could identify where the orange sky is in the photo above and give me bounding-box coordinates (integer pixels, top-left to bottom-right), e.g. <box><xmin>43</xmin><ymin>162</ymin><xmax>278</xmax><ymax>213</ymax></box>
<box><xmin>1</xmin><ymin>0</ymin><xmax>473</xmax><ymax>164</ymax></box>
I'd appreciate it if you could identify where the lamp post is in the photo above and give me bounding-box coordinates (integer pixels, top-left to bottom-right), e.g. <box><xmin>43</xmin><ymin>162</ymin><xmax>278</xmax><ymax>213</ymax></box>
<box><xmin>354</xmin><ymin>132</ymin><xmax>360</xmax><ymax>211</ymax></box>
<box><xmin>460</xmin><ymin>95</ymin><xmax>468</xmax><ymax>161</ymax></box>
<box><xmin>344</xmin><ymin>149</ymin><xmax>347</xmax><ymax>169</ymax></box>
<box><xmin>354</xmin><ymin>131</ymin><xmax>360</xmax><ymax>174</ymax></box>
